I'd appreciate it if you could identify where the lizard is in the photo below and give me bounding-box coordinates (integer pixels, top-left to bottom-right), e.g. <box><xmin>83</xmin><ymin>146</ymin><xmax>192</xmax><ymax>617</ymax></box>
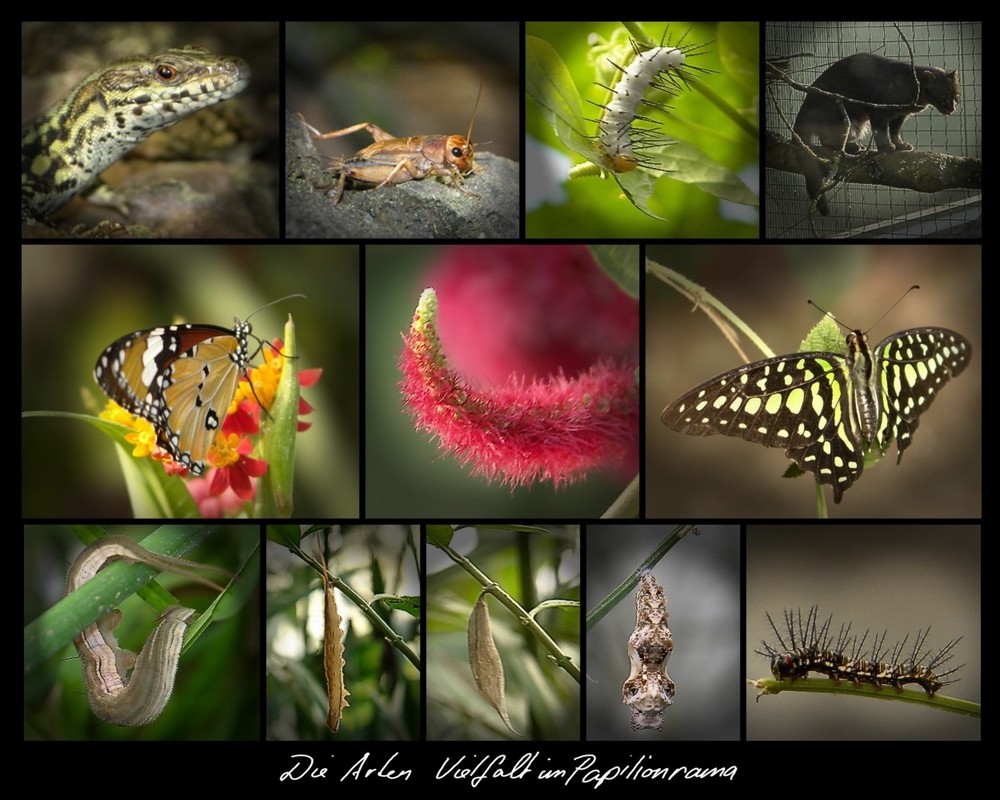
<box><xmin>21</xmin><ymin>45</ymin><xmax>250</xmax><ymax>223</ymax></box>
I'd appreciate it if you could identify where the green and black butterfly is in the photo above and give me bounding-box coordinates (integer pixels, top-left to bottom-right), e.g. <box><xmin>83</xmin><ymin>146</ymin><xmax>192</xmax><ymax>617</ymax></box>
<box><xmin>662</xmin><ymin>321</ymin><xmax>971</xmax><ymax>503</ymax></box>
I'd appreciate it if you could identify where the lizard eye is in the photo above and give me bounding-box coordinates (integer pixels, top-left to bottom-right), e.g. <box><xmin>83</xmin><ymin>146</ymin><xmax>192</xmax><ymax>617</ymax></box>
<box><xmin>156</xmin><ymin>64</ymin><xmax>178</xmax><ymax>82</ymax></box>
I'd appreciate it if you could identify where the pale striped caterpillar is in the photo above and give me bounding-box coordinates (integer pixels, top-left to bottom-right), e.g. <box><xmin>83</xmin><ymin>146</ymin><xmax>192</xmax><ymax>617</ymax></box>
<box><xmin>590</xmin><ymin>34</ymin><xmax>709</xmax><ymax>173</ymax></box>
<box><xmin>756</xmin><ymin>606</ymin><xmax>963</xmax><ymax>697</ymax></box>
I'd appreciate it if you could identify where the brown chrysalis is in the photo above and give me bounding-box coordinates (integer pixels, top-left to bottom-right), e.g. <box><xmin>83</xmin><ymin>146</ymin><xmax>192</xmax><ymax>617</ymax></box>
<box><xmin>320</xmin><ymin>561</ymin><xmax>351</xmax><ymax>732</ymax></box>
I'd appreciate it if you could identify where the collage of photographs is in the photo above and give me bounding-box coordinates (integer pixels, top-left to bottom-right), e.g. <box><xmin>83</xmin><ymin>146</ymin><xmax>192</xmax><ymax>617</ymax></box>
<box><xmin>22</xmin><ymin>19</ymin><xmax>980</xmax><ymax>787</ymax></box>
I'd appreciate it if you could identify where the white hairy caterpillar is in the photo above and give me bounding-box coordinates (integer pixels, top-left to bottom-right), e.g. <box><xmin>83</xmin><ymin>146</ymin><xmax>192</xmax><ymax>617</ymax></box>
<box><xmin>591</xmin><ymin>35</ymin><xmax>708</xmax><ymax>173</ymax></box>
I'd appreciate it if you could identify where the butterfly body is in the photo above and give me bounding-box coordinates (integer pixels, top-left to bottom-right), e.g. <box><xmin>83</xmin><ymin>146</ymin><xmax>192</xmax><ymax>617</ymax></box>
<box><xmin>94</xmin><ymin>320</ymin><xmax>253</xmax><ymax>475</ymax></box>
<box><xmin>662</xmin><ymin>326</ymin><xmax>971</xmax><ymax>503</ymax></box>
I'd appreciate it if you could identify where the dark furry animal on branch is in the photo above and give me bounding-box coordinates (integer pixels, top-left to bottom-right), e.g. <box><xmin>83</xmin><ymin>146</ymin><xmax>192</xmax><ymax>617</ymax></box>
<box><xmin>793</xmin><ymin>53</ymin><xmax>959</xmax><ymax>214</ymax></box>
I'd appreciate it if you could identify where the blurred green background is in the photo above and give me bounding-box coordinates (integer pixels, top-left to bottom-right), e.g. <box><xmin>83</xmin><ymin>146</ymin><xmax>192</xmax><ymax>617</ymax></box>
<box><xmin>21</xmin><ymin>245</ymin><xmax>359</xmax><ymax>517</ymax></box>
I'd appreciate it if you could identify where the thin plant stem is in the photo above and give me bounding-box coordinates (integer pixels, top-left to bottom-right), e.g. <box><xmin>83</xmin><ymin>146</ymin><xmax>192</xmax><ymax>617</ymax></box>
<box><xmin>602</xmin><ymin>473</ymin><xmax>640</xmax><ymax>518</ymax></box>
<box><xmin>748</xmin><ymin>677</ymin><xmax>981</xmax><ymax>718</ymax></box>
<box><xmin>689</xmin><ymin>77</ymin><xmax>759</xmax><ymax>139</ymax></box>
<box><xmin>437</xmin><ymin>541</ymin><xmax>581</xmax><ymax>684</ymax></box>
<box><xmin>586</xmin><ymin>523</ymin><xmax>697</xmax><ymax>630</ymax></box>
<box><xmin>25</xmin><ymin>526</ymin><xmax>225</xmax><ymax>669</ymax></box>
<box><xmin>621</xmin><ymin>21</ymin><xmax>651</xmax><ymax>46</ymax></box>
<box><xmin>280</xmin><ymin>535</ymin><xmax>421</xmax><ymax>672</ymax></box>
<box><xmin>646</xmin><ymin>257</ymin><xmax>775</xmax><ymax>360</ymax></box>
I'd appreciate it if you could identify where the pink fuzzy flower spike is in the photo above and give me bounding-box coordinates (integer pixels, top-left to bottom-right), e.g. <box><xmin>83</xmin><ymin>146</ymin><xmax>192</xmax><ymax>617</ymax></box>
<box><xmin>399</xmin><ymin>287</ymin><xmax>639</xmax><ymax>488</ymax></box>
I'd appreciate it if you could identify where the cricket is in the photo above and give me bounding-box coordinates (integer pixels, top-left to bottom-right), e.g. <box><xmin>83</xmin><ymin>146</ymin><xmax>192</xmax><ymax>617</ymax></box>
<box><xmin>297</xmin><ymin>84</ymin><xmax>483</xmax><ymax>203</ymax></box>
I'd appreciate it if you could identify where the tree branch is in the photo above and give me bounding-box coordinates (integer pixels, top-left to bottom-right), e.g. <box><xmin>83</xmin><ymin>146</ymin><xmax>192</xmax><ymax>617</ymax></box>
<box><xmin>766</xmin><ymin>132</ymin><xmax>981</xmax><ymax>195</ymax></box>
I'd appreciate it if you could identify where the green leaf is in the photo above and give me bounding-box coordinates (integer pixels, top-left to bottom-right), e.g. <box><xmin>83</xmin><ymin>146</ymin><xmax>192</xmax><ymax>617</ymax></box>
<box><xmin>258</xmin><ymin>315</ymin><xmax>300</xmax><ymax>517</ymax></box>
<box><xmin>574</xmin><ymin>148</ymin><xmax>757</xmax><ymax>221</ymax></box>
<box><xmin>782</xmin><ymin>463</ymin><xmax>807</xmax><ymax>480</ymax></box>
<box><xmin>184</xmin><ymin>539</ymin><xmax>258</xmax><ymax>651</ymax></box>
<box><xmin>588</xmin><ymin>245</ymin><xmax>640</xmax><ymax>298</ymax></box>
<box><xmin>799</xmin><ymin>314</ymin><xmax>844</xmax><ymax>353</ymax></box>
<box><xmin>375</xmin><ymin>595</ymin><xmax>421</xmax><ymax>617</ymax></box>
<box><xmin>474</xmin><ymin>524</ymin><xmax>552</xmax><ymax>535</ymax></box>
<box><xmin>267</xmin><ymin>525</ymin><xmax>302</xmax><ymax>548</ymax></box>
<box><xmin>526</xmin><ymin>35</ymin><xmax>594</xmax><ymax>163</ymax></box>
<box><xmin>427</xmin><ymin>525</ymin><xmax>454</xmax><ymax>548</ymax></box>
<box><xmin>614</xmin><ymin>170</ymin><xmax>669</xmax><ymax>221</ymax></box>
<box><xmin>650</xmin><ymin>142</ymin><xmax>759</xmax><ymax>205</ymax></box>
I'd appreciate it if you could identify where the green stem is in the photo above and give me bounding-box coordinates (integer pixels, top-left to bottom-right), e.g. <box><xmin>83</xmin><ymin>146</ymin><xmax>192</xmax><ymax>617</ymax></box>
<box><xmin>749</xmin><ymin>677</ymin><xmax>981</xmax><ymax>718</ymax></box>
<box><xmin>602</xmin><ymin>473</ymin><xmax>639</xmax><ymax>518</ymax></box>
<box><xmin>586</xmin><ymin>524</ymin><xmax>697</xmax><ymax>630</ymax></box>
<box><xmin>814</xmin><ymin>481</ymin><xmax>829</xmax><ymax>518</ymax></box>
<box><xmin>621</xmin><ymin>22</ymin><xmax>652</xmax><ymax>48</ymax></box>
<box><xmin>646</xmin><ymin>257</ymin><xmax>775</xmax><ymax>359</ymax></box>
<box><xmin>286</xmin><ymin>539</ymin><xmax>421</xmax><ymax>672</ymax></box>
<box><xmin>689</xmin><ymin>77</ymin><xmax>759</xmax><ymax>140</ymax></box>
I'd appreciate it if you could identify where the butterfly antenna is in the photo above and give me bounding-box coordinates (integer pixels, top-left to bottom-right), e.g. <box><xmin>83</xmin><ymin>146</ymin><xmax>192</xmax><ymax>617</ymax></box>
<box><xmin>807</xmin><ymin>285</ymin><xmax>920</xmax><ymax>334</ymax></box>
<box><xmin>245</xmin><ymin>293</ymin><xmax>307</xmax><ymax>323</ymax></box>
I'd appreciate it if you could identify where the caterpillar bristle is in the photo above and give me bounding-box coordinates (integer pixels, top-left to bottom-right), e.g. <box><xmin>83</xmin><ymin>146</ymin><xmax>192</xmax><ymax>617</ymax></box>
<box><xmin>631</xmin><ymin>111</ymin><xmax>665</xmax><ymax>124</ymax></box>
